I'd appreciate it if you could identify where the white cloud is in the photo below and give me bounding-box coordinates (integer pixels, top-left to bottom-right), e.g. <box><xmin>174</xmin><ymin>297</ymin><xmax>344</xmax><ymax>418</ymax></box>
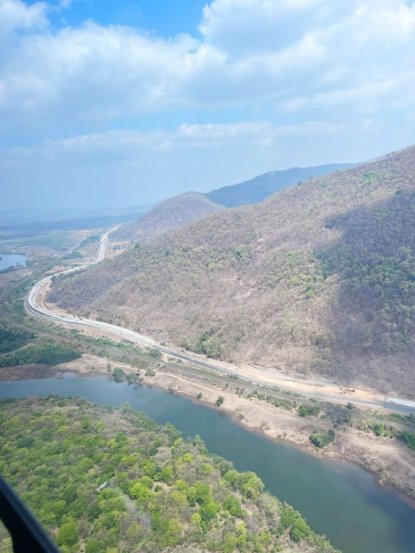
<box><xmin>0</xmin><ymin>0</ymin><xmax>48</xmax><ymax>40</ymax></box>
<box><xmin>5</xmin><ymin>122</ymin><xmax>276</xmax><ymax>162</ymax></box>
<box><xmin>6</xmin><ymin>119</ymin><xmax>356</xmax><ymax>157</ymax></box>
<box><xmin>0</xmin><ymin>0</ymin><xmax>414</xmax><ymax>138</ymax></box>
<box><xmin>0</xmin><ymin>20</ymin><xmax>200</xmax><ymax>124</ymax></box>
<box><xmin>199</xmin><ymin>0</ymin><xmax>328</xmax><ymax>54</ymax></box>
<box><xmin>0</xmin><ymin>0</ymin><xmax>414</xmax><ymax>214</ymax></box>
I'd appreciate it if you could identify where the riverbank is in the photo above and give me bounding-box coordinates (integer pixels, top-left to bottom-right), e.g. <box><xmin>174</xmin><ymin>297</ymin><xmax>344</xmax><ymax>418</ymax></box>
<box><xmin>2</xmin><ymin>352</ymin><xmax>415</xmax><ymax>504</ymax></box>
<box><xmin>147</xmin><ymin>364</ymin><xmax>415</xmax><ymax>504</ymax></box>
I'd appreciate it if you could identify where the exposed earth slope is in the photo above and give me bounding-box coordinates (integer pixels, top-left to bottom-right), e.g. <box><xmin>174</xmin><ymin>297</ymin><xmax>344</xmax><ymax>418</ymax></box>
<box><xmin>113</xmin><ymin>192</ymin><xmax>223</xmax><ymax>242</ymax></box>
<box><xmin>207</xmin><ymin>164</ymin><xmax>354</xmax><ymax>207</ymax></box>
<box><xmin>49</xmin><ymin>146</ymin><xmax>415</xmax><ymax>396</ymax></box>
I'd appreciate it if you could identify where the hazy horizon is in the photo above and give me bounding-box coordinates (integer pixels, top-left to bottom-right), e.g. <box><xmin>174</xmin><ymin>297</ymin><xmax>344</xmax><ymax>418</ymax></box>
<box><xmin>1</xmin><ymin>0</ymin><xmax>415</xmax><ymax>210</ymax></box>
<box><xmin>1</xmin><ymin>160</ymin><xmax>357</xmax><ymax>215</ymax></box>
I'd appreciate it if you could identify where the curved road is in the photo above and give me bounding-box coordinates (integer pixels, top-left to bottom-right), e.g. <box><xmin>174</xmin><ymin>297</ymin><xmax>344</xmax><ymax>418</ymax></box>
<box><xmin>25</xmin><ymin>229</ymin><xmax>415</xmax><ymax>416</ymax></box>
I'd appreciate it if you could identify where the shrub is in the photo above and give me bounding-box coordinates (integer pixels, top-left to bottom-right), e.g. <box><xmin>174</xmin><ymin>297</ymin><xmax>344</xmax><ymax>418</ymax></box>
<box><xmin>398</xmin><ymin>430</ymin><xmax>415</xmax><ymax>450</ymax></box>
<box><xmin>298</xmin><ymin>405</ymin><xmax>320</xmax><ymax>417</ymax></box>
<box><xmin>196</xmin><ymin>329</ymin><xmax>222</xmax><ymax>358</ymax></box>
<box><xmin>85</xmin><ymin>539</ymin><xmax>100</xmax><ymax>553</ymax></box>
<box><xmin>278</xmin><ymin>505</ymin><xmax>311</xmax><ymax>542</ymax></box>
<box><xmin>223</xmin><ymin>496</ymin><xmax>244</xmax><ymax>518</ymax></box>
<box><xmin>215</xmin><ymin>396</ymin><xmax>225</xmax><ymax>407</ymax></box>
<box><xmin>111</xmin><ymin>367</ymin><xmax>125</xmax><ymax>382</ymax></box>
<box><xmin>149</xmin><ymin>349</ymin><xmax>161</xmax><ymax>359</ymax></box>
<box><xmin>309</xmin><ymin>430</ymin><xmax>335</xmax><ymax>448</ymax></box>
<box><xmin>200</xmin><ymin>500</ymin><xmax>220</xmax><ymax>522</ymax></box>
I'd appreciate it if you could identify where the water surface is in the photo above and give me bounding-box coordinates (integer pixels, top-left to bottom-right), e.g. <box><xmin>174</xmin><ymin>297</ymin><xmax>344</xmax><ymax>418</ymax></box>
<box><xmin>0</xmin><ymin>375</ymin><xmax>414</xmax><ymax>553</ymax></box>
<box><xmin>0</xmin><ymin>253</ymin><xmax>26</xmax><ymax>270</ymax></box>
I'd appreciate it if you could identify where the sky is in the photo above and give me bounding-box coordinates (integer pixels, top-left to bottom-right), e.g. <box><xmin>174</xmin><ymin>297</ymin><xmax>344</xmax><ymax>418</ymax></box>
<box><xmin>1</xmin><ymin>0</ymin><xmax>415</xmax><ymax>210</ymax></box>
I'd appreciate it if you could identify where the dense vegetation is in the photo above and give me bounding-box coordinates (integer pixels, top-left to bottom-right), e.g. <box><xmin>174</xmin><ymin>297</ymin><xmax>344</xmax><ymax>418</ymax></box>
<box><xmin>0</xmin><ymin>274</ymin><xmax>78</xmax><ymax>369</ymax></box>
<box><xmin>0</xmin><ymin>397</ymin><xmax>338</xmax><ymax>553</ymax></box>
<box><xmin>318</xmin><ymin>191</ymin><xmax>415</xmax><ymax>354</ymax></box>
<box><xmin>0</xmin><ymin>327</ymin><xmax>32</xmax><ymax>354</ymax></box>
<box><xmin>0</xmin><ymin>269</ymin><xmax>168</xmax><ymax>379</ymax></box>
<box><xmin>49</xmin><ymin>146</ymin><xmax>415</xmax><ymax>396</ymax></box>
<box><xmin>0</xmin><ymin>341</ymin><xmax>80</xmax><ymax>367</ymax></box>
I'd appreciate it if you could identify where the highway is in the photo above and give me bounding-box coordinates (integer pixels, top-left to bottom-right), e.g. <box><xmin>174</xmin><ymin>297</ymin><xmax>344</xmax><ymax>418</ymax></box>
<box><xmin>25</xmin><ymin>229</ymin><xmax>415</xmax><ymax>416</ymax></box>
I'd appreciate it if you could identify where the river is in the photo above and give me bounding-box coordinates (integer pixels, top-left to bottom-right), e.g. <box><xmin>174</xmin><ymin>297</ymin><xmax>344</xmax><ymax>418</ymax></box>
<box><xmin>0</xmin><ymin>374</ymin><xmax>414</xmax><ymax>553</ymax></box>
<box><xmin>0</xmin><ymin>253</ymin><xmax>26</xmax><ymax>271</ymax></box>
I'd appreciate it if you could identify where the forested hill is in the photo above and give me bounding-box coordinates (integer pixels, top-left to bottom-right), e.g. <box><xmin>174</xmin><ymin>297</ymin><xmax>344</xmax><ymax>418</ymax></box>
<box><xmin>0</xmin><ymin>397</ymin><xmax>338</xmax><ymax>553</ymax></box>
<box><xmin>49</xmin><ymin>145</ymin><xmax>415</xmax><ymax>396</ymax></box>
<box><xmin>114</xmin><ymin>165</ymin><xmax>352</xmax><ymax>243</ymax></box>
<box><xmin>113</xmin><ymin>192</ymin><xmax>223</xmax><ymax>242</ymax></box>
<box><xmin>207</xmin><ymin>163</ymin><xmax>354</xmax><ymax>207</ymax></box>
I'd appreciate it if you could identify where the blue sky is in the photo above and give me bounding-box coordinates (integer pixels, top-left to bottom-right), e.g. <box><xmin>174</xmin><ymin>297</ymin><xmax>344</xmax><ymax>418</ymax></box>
<box><xmin>44</xmin><ymin>1</ymin><xmax>207</xmax><ymax>36</ymax></box>
<box><xmin>1</xmin><ymin>0</ymin><xmax>415</xmax><ymax>210</ymax></box>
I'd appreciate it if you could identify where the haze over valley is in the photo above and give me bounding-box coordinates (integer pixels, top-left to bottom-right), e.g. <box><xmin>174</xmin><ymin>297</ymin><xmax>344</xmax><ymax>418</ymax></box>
<box><xmin>1</xmin><ymin>2</ymin><xmax>415</xmax><ymax>553</ymax></box>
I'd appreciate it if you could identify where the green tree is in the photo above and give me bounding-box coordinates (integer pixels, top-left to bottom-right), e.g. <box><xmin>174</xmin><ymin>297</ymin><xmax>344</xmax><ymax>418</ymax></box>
<box><xmin>57</xmin><ymin>521</ymin><xmax>78</xmax><ymax>548</ymax></box>
<box><xmin>159</xmin><ymin>465</ymin><xmax>174</xmax><ymax>483</ymax></box>
<box><xmin>200</xmin><ymin>500</ymin><xmax>220</xmax><ymax>522</ymax></box>
<box><xmin>224</xmin><ymin>496</ymin><xmax>244</xmax><ymax>517</ymax></box>
<box><xmin>240</xmin><ymin>471</ymin><xmax>264</xmax><ymax>499</ymax></box>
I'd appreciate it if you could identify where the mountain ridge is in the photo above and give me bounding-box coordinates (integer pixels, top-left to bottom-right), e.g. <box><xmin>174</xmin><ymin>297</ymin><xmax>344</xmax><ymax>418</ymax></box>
<box><xmin>113</xmin><ymin>192</ymin><xmax>223</xmax><ymax>242</ymax></box>
<box><xmin>49</xmin><ymin>145</ymin><xmax>415</xmax><ymax>396</ymax></box>
<box><xmin>206</xmin><ymin>163</ymin><xmax>355</xmax><ymax>207</ymax></box>
<box><xmin>115</xmin><ymin>164</ymin><xmax>355</xmax><ymax>244</ymax></box>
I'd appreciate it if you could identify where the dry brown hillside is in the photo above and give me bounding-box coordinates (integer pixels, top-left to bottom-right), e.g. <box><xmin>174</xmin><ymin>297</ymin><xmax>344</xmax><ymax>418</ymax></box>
<box><xmin>49</xmin><ymin>146</ymin><xmax>415</xmax><ymax>397</ymax></box>
<box><xmin>113</xmin><ymin>192</ymin><xmax>223</xmax><ymax>242</ymax></box>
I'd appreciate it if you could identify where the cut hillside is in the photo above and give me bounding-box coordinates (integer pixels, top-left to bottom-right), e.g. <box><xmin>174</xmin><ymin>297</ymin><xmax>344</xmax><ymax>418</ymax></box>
<box><xmin>113</xmin><ymin>192</ymin><xmax>223</xmax><ymax>242</ymax></box>
<box><xmin>49</xmin><ymin>146</ymin><xmax>415</xmax><ymax>396</ymax></box>
<box><xmin>207</xmin><ymin>163</ymin><xmax>354</xmax><ymax>207</ymax></box>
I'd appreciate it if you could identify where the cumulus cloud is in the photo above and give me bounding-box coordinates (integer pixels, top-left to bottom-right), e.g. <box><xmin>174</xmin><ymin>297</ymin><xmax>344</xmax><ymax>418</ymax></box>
<box><xmin>0</xmin><ymin>0</ymin><xmax>48</xmax><ymax>38</ymax></box>
<box><xmin>0</xmin><ymin>19</ymin><xmax>199</xmax><ymax>126</ymax></box>
<box><xmin>0</xmin><ymin>0</ymin><xmax>414</xmax><ymax>138</ymax></box>
<box><xmin>199</xmin><ymin>0</ymin><xmax>328</xmax><ymax>54</ymax></box>
<box><xmin>1</xmin><ymin>0</ymin><xmax>415</xmax><ymax>209</ymax></box>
